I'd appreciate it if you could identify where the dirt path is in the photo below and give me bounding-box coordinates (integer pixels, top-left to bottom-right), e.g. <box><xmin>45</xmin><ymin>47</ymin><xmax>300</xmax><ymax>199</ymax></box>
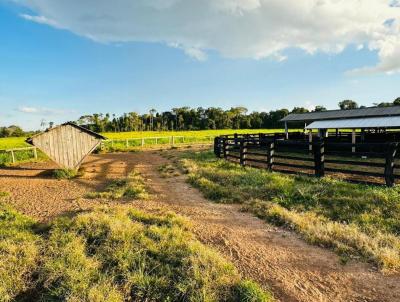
<box><xmin>1</xmin><ymin>150</ymin><xmax>399</xmax><ymax>302</ymax></box>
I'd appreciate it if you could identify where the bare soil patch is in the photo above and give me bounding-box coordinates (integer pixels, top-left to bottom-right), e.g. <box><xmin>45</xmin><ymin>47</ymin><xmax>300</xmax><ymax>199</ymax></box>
<box><xmin>1</xmin><ymin>149</ymin><xmax>399</xmax><ymax>302</ymax></box>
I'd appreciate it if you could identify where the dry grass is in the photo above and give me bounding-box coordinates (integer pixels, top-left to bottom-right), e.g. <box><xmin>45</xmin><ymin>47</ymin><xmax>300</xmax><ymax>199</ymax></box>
<box><xmin>179</xmin><ymin>150</ymin><xmax>400</xmax><ymax>272</ymax></box>
<box><xmin>0</xmin><ymin>203</ymin><xmax>41</xmax><ymax>302</ymax></box>
<box><xmin>0</xmin><ymin>203</ymin><xmax>272</xmax><ymax>301</ymax></box>
<box><xmin>86</xmin><ymin>171</ymin><xmax>149</xmax><ymax>200</ymax></box>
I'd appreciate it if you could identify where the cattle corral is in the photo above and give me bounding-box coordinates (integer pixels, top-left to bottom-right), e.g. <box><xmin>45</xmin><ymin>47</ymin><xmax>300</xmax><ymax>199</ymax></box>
<box><xmin>214</xmin><ymin>131</ymin><xmax>400</xmax><ymax>186</ymax></box>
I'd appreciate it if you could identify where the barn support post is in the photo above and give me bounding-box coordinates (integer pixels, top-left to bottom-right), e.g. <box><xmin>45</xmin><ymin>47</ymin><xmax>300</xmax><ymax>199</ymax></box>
<box><xmin>308</xmin><ymin>129</ymin><xmax>313</xmax><ymax>152</ymax></box>
<box><xmin>240</xmin><ymin>140</ymin><xmax>247</xmax><ymax>166</ymax></box>
<box><xmin>352</xmin><ymin>129</ymin><xmax>356</xmax><ymax>153</ymax></box>
<box><xmin>313</xmin><ymin>137</ymin><xmax>325</xmax><ymax>178</ymax></box>
<box><xmin>284</xmin><ymin>122</ymin><xmax>289</xmax><ymax>140</ymax></box>
<box><xmin>384</xmin><ymin>142</ymin><xmax>397</xmax><ymax>187</ymax></box>
<box><xmin>266</xmin><ymin>140</ymin><xmax>274</xmax><ymax>171</ymax></box>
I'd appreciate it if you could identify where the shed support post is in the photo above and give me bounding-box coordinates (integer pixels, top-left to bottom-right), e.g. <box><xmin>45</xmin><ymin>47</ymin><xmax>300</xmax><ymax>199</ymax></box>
<box><xmin>384</xmin><ymin>143</ymin><xmax>397</xmax><ymax>187</ymax></box>
<box><xmin>284</xmin><ymin>122</ymin><xmax>289</xmax><ymax>140</ymax></box>
<box><xmin>352</xmin><ymin>129</ymin><xmax>356</xmax><ymax>153</ymax></box>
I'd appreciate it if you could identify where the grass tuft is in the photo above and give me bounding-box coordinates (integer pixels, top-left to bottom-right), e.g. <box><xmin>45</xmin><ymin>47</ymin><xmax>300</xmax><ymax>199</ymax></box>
<box><xmin>39</xmin><ymin>206</ymin><xmax>271</xmax><ymax>301</ymax></box>
<box><xmin>53</xmin><ymin>168</ymin><xmax>79</xmax><ymax>180</ymax></box>
<box><xmin>0</xmin><ymin>203</ymin><xmax>40</xmax><ymax>302</ymax></box>
<box><xmin>86</xmin><ymin>171</ymin><xmax>149</xmax><ymax>200</ymax></box>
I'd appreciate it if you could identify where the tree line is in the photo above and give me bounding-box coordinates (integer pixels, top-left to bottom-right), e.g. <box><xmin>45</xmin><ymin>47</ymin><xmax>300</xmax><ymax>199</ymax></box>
<box><xmin>76</xmin><ymin>98</ymin><xmax>400</xmax><ymax>133</ymax></box>
<box><xmin>1</xmin><ymin>98</ymin><xmax>399</xmax><ymax>137</ymax></box>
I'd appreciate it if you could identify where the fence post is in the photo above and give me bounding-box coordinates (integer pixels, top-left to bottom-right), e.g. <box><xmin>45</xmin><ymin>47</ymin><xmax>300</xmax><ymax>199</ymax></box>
<box><xmin>126</xmin><ymin>139</ymin><xmax>129</xmax><ymax>148</ymax></box>
<box><xmin>266</xmin><ymin>140</ymin><xmax>274</xmax><ymax>170</ymax></box>
<box><xmin>214</xmin><ymin>137</ymin><xmax>219</xmax><ymax>157</ymax></box>
<box><xmin>10</xmin><ymin>150</ymin><xmax>15</xmax><ymax>164</ymax></box>
<box><xmin>240</xmin><ymin>140</ymin><xmax>247</xmax><ymax>166</ymax></box>
<box><xmin>222</xmin><ymin>138</ymin><xmax>228</xmax><ymax>159</ymax></box>
<box><xmin>141</xmin><ymin>138</ymin><xmax>145</xmax><ymax>147</ymax></box>
<box><xmin>33</xmin><ymin>147</ymin><xmax>38</xmax><ymax>159</ymax></box>
<box><xmin>172</xmin><ymin>136</ymin><xmax>175</xmax><ymax>146</ymax></box>
<box><xmin>111</xmin><ymin>140</ymin><xmax>114</xmax><ymax>148</ymax></box>
<box><xmin>384</xmin><ymin>142</ymin><xmax>397</xmax><ymax>187</ymax></box>
<box><xmin>155</xmin><ymin>137</ymin><xmax>158</xmax><ymax>145</ymax></box>
<box><xmin>313</xmin><ymin>138</ymin><xmax>325</xmax><ymax>177</ymax></box>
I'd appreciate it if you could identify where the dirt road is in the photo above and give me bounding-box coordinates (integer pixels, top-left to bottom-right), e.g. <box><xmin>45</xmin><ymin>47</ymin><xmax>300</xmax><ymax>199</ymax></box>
<box><xmin>1</xmin><ymin>150</ymin><xmax>399</xmax><ymax>302</ymax></box>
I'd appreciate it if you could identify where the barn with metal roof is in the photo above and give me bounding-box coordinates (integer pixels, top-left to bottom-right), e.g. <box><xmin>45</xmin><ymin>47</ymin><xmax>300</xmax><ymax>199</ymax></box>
<box><xmin>280</xmin><ymin>106</ymin><xmax>400</xmax><ymax>148</ymax></box>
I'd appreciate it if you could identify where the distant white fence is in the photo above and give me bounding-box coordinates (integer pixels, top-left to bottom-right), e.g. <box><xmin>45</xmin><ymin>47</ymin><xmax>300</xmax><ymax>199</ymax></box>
<box><xmin>100</xmin><ymin>135</ymin><xmax>214</xmax><ymax>148</ymax></box>
<box><xmin>0</xmin><ymin>146</ymin><xmax>38</xmax><ymax>164</ymax></box>
<box><xmin>0</xmin><ymin>136</ymin><xmax>214</xmax><ymax>165</ymax></box>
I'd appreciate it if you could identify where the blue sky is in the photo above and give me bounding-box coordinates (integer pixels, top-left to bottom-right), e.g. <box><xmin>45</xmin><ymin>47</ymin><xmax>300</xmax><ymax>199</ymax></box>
<box><xmin>1</xmin><ymin>0</ymin><xmax>400</xmax><ymax>130</ymax></box>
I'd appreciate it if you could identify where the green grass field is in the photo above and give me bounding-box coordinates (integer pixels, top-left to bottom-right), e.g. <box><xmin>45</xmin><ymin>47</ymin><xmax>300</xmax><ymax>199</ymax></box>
<box><xmin>0</xmin><ymin>129</ymin><xmax>288</xmax><ymax>150</ymax></box>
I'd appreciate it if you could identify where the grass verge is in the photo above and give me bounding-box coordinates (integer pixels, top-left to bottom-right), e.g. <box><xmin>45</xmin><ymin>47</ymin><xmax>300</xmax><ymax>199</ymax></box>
<box><xmin>179</xmin><ymin>150</ymin><xmax>400</xmax><ymax>272</ymax></box>
<box><xmin>0</xmin><ymin>204</ymin><xmax>272</xmax><ymax>301</ymax></box>
<box><xmin>0</xmin><ymin>203</ymin><xmax>41</xmax><ymax>302</ymax></box>
<box><xmin>86</xmin><ymin>171</ymin><xmax>149</xmax><ymax>200</ymax></box>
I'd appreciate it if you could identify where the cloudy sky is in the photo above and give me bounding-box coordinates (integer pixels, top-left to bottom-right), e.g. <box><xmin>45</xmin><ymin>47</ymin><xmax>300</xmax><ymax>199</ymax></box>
<box><xmin>1</xmin><ymin>0</ymin><xmax>400</xmax><ymax>130</ymax></box>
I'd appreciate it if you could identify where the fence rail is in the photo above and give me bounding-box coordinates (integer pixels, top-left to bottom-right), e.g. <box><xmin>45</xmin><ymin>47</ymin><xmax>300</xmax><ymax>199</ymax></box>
<box><xmin>214</xmin><ymin>134</ymin><xmax>399</xmax><ymax>186</ymax></box>
<box><xmin>0</xmin><ymin>135</ymin><xmax>214</xmax><ymax>165</ymax></box>
<box><xmin>0</xmin><ymin>146</ymin><xmax>38</xmax><ymax>164</ymax></box>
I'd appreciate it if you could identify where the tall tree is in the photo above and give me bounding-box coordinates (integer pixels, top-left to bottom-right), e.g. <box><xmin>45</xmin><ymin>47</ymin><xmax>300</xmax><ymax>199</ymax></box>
<box><xmin>338</xmin><ymin>100</ymin><xmax>358</xmax><ymax>110</ymax></box>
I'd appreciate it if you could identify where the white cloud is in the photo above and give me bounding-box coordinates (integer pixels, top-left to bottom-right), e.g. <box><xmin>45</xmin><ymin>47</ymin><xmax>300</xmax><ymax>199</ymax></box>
<box><xmin>15</xmin><ymin>0</ymin><xmax>400</xmax><ymax>73</ymax></box>
<box><xmin>17</xmin><ymin>106</ymin><xmax>75</xmax><ymax>115</ymax></box>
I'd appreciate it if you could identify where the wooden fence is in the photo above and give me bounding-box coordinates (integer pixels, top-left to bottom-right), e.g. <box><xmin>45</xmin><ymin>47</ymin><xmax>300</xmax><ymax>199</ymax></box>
<box><xmin>0</xmin><ymin>136</ymin><xmax>214</xmax><ymax>165</ymax></box>
<box><xmin>101</xmin><ymin>136</ymin><xmax>214</xmax><ymax>149</ymax></box>
<box><xmin>214</xmin><ymin>134</ymin><xmax>399</xmax><ymax>186</ymax></box>
<box><xmin>0</xmin><ymin>147</ymin><xmax>38</xmax><ymax>164</ymax></box>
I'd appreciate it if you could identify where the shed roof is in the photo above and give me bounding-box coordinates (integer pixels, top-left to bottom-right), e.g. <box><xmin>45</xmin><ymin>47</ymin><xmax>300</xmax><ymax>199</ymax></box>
<box><xmin>281</xmin><ymin>106</ymin><xmax>400</xmax><ymax>122</ymax></box>
<box><xmin>305</xmin><ymin>116</ymin><xmax>400</xmax><ymax>129</ymax></box>
<box><xmin>26</xmin><ymin>122</ymin><xmax>106</xmax><ymax>145</ymax></box>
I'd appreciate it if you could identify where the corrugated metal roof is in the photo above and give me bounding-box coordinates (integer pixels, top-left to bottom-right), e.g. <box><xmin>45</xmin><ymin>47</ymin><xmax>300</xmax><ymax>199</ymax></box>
<box><xmin>305</xmin><ymin>116</ymin><xmax>400</xmax><ymax>129</ymax></box>
<box><xmin>281</xmin><ymin>106</ymin><xmax>400</xmax><ymax>122</ymax></box>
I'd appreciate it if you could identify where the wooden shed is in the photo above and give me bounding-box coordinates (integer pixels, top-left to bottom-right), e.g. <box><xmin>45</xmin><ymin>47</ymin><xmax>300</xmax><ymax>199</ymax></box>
<box><xmin>26</xmin><ymin>122</ymin><xmax>106</xmax><ymax>170</ymax></box>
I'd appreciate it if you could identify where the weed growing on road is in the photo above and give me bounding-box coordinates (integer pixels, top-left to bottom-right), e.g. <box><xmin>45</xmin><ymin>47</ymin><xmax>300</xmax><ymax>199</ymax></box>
<box><xmin>53</xmin><ymin>168</ymin><xmax>79</xmax><ymax>180</ymax></box>
<box><xmin>86</xmin><ymin>171</ymin><xmax>149</xmax><ymax>200</ymax></box>
<box><xmin>180</xmin><ymin>150</ymin><xmax>400</xmax><ymax>272</ymax></box>
<box><xmin>0</xmin><ymin>192</ymin><xmax>9</xmax><ymax>198</ymax></box>
<box><xmin>158</xmin><ymin>163</ymin><xmax>180</xmax><ymax>177</ymax></box>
